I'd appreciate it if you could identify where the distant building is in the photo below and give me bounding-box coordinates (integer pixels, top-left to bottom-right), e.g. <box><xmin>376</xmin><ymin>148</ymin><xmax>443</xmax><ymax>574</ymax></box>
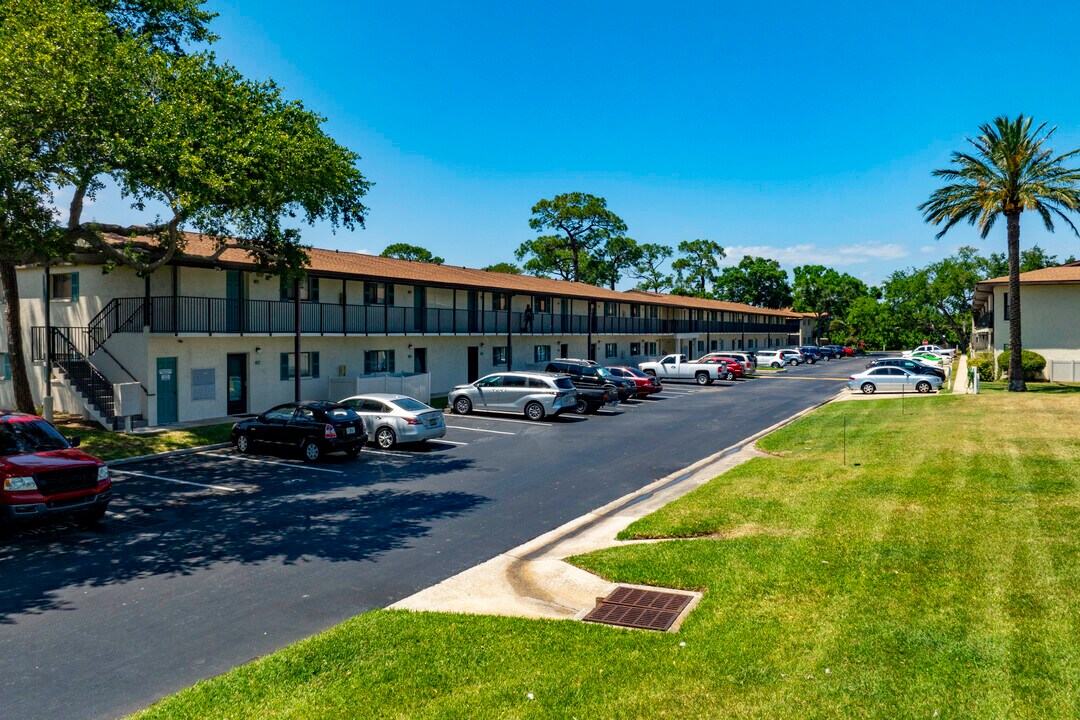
<box><xmin>972</xmin><ymin>261</ymin><xmax>1080</xmax><ymax>381</ymax></box>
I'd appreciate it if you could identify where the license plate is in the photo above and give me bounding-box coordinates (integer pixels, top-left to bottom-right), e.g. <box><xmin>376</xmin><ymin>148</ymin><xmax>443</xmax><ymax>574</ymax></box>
<box><xmin>427</xmin><ymin>418</ymin><xmax>438</xmax><ymax>427</ymax></box>
<box><xmin>345</xmin><ymin>426</ymin><xmax>356</xmax><ymax>435</ymax></box>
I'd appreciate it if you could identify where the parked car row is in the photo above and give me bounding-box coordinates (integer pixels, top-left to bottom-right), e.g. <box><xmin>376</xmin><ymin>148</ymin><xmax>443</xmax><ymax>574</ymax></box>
<box><xmin>845</xmin><ymin>345</ymin><xmax>954</xmax><ymax>394</ymax></box>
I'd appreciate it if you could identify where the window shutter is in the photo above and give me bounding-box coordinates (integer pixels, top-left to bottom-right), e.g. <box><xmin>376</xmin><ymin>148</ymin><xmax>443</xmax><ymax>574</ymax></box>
<box><xmin>311</xmin><ymin>352</ymin><xmax>320</xmax><ymax>378</ymax></box>
<box><xmin>280</xmin><ymin>353</ymin><xmax>289</xmax><ymax>381</ymax></box>
<box><xmin>387</xmin><ymin>350</ymin><xmax>396</xmax><ymax>372</ymax></box>
<box><xmin>386</xmin><ymin>284</ymin><xmax>394</xmax><ymax>306</ymax></box>
<box><xmin>310</xmin><ymin>277</ymin><xmax>320</xmax><ymax>303</ymax></box>
<box><xmin>71</xmin><ymin>272</ymin><xmax>79</xmax><ymax>301</ymax></box>
<box><xmin>363</xmin><ymin>351</ymin><xmax>373</xmax><ymax>374</ymax></box>
<box><xmin>363</xmin><ymin>282</ymin><xmax>374</xmax><ymax>305</ymax></box>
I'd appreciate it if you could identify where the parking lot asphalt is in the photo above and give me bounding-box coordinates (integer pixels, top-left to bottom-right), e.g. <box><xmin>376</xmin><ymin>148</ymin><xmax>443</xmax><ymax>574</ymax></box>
<box><xmin>0</xmin><ymin>357</ymin><xmax>857</xmax><ymax>720</ymax></box>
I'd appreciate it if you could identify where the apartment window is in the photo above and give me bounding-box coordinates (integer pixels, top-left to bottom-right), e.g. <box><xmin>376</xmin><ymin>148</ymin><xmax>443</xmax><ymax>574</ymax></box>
<box><xmin>604</xmin><ymin>302</ymin><xmax>619</xmax><ymax>317</ymax></box>
<box><xmin>364</xmin><ymin>282</ymin><xmax>394</xmax><ymax>305</ymax></box>
<box><xmin>630</xmin><ymin>304</ymin><xmax>641</xmax><ymax>318</ymax></box>
<box><xmin>49</xmin><ymin>272</ymin><xmax>79</xmax><ymax>302</ymax></box>
<box><xmin>0</xmin><ymin>353</ymin><xmax>9</xmax><ymax>380</ymax></box>
<box><xmin>1003</xmin><ymin>292</ymin><xmax>1010</xmax><ymax>320</ymax></box>
<box><xmin>646</xmin><ymin>305</ymin><xmax>659</xmax><ymax>319</ymax></box>
<box><xmin>534</xmin><ymin>345</ymin><xmax>551</xmax><ymax>363</ymax></box>
<box><xmin>492</xmin><ymin>346</ymin><xmax>508</xmax><ymax>366</ymax></box>
<box><xmin>492</xmin><ymin>293</ymin><xmax>509</xmax><ymax>311</ymax></box>
<box><xmin>710</xmin><ymin>340</ymin><xmax>718</xmax><ymax>351</ymax></box>
<box><xmin>605</xmin><ymin>343</ymin><xmax>617</xmax><ymax>358</ymax></box>
<box><xmin>645</xmin><ymin>341</ymin><xmax>657</xmax><ymax>356</ymax></box>
<box><xmin>630</xmin><ymin>342</ymin><xmax>641</xmax><ymax>356</ymax></box>
<box><xmin>716</xmin><ymin>339</ymin><xmax>724</xmax><ymax>350</ymax></box>
<box><xmin>363</xmin><ymin>350</ymin><xmax>396</xmax><ymax>374</ymax></box>
<box><xmin>280</xmin><ymin>351</ymin><xmax>320</xmax><ymax>380</ymax></box>
<box><xmin>748</xmin><ymin>338</ymin><xmax>756</xmax><ymax>349</ymax></box>
<box><xmin>280</xmin><ymin>276</ymin><xmax>319</xmax><ymax>302</ymax></box>
<box><xmin>534</xmin><ymin>296</ymin><xmax>551</xmax><ymax>313</ymax></box>
<box><xmin>697</xmin><ymin>340</ymin><xmax>705</xmax><ymax>352</ymax></box>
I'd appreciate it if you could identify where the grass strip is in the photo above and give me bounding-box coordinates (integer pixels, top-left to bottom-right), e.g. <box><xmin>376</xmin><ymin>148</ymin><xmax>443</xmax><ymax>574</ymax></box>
<box><xmin>54</xmin><ymin>418</ymin><xmax>234</xmax><ymax>461</ymax></box>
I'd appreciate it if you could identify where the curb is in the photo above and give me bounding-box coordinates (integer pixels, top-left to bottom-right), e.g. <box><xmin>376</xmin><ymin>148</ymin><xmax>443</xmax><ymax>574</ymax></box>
<box><xmin>515</xmin><ymin>387</ymin><xmax>846</xmax><ymax>560</ymax></box>
<box><xmin>105</xmin><ymin>442</ymin><xmax>232</xmax><ymax>467</ymax></box>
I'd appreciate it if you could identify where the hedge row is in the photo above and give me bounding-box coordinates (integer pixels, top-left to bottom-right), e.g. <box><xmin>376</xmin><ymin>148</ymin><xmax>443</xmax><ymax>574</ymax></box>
<box><xmin>996</xmin><ymin>349</ymin><xmax>1047</xmax><ymax>381</ymax></box>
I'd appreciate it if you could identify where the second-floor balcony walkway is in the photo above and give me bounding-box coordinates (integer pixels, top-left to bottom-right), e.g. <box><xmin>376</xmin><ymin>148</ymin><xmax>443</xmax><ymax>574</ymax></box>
<box><xmin>90</xmin><ymin>296</ymin><xmax>800</xmax><ymax>338</ymax></box>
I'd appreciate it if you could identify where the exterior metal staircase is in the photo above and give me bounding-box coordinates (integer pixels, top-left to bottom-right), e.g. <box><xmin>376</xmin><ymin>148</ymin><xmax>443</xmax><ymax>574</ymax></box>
<box><xmin>32</xmin><ymin>299</ymin><xmax>149</xmax><ymax>430</ymax></box>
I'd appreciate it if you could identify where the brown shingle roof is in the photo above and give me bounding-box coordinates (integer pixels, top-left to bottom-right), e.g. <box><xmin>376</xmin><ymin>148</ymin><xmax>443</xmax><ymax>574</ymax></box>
<box><xmin>978</xmin><ymin>261</ymin><xmax>1080</xmax><ymax>287</ymax></box>
<box><xmin>108</xmin><ymin>232</ymin><xmax>798</xmax><ymax>318</ymax></box>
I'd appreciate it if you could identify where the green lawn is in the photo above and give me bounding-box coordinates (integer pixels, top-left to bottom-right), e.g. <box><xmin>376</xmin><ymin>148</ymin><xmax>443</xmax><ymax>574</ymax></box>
<box><xmin>54</xmin><ymin>418</ymin><xmax>233</xmax><ymax>461</ymax></box>
<box><xmin>132</xmin><ymin>392</ymin><xmax>1080</xmax><ymax>719</ymax></box>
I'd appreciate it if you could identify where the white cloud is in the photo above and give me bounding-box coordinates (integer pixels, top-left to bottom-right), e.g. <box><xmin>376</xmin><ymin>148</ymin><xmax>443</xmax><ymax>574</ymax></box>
<box><xmin>720</xmin><ymin>241</ymin><xmax>910</xmax><ymax>268</ymax></box>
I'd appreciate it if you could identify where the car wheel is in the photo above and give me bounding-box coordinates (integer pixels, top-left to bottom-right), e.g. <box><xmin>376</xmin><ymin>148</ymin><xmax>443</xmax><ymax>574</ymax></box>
<box><xmin>453</xmin><ymin>397</ymin><xmax>472</xmax><ymax>415</ymax></box>
<box><xmin>573</xmin><ymin>398</ymin><xmax>589</xmax><ymax>414</ymax></box>
<box><xmin>643</xmin><ymin>369</ymin><xmax>656</xmax><ymax>377</ymax></box>
<box><xmin>860</xmin><ymin>382</ymin><xmax>876</xmax><ymax>394</ymax></box>
<box><xmin>695</xmin><ymin>372</ymin><xmax>710</xmax><ymax>385</ymax></box>
<box><xmin>808</xmin><ymin>358</ymin><xmax>816</xmax><ymax>364</ymax></box>
<box><xmin>916</xmin><ymin>381</ymin><xmax>932</xmax><ymax>394</ymax></box>
<box><xmin>725</xmin><ymin>371</ymin><xmax>735</xmax><ymax>381</ymax></box>
<box><xmin>771</xmin><ymin>361</ymin><xmax>781</xmax><ymax>368</ymax></box>
<box><xmin>235</xmin><ymin>433</ymin><xmax>251</xmax><ymax>453</ymax></box>
<box><xmin>524</xmin><ymin>401</ymin><xmax>545</xmax><ymax>421</ymax></box>
<box><xmin>303</xmin><ymin>440</ymin><xmax>323</xmax><ymax>462</ymax></box>
<box><xmin>76</xmin><ymin>505</ymin><xmax>108</xmax><ymax>526</ymax></box>
<box><xmin>375</xmin><ymin>427</ymin><xmax>396</xmax><ymax>449</ymax></box>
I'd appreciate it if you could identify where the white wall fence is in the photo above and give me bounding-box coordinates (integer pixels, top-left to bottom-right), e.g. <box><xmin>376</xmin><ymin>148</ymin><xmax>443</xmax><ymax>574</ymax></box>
<box><xmin>1049</xmin><ymin>360</ymin><xmax>1080</xmax><ymax>382</ymax></box>
<box><xmin>328</xmin><ymin>373</ymin><xmax>431</xmax><ymax>404</ymax></box>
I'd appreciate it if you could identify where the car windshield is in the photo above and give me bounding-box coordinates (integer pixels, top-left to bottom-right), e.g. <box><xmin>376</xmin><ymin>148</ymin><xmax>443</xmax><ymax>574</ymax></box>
<box><xmin>553</xmin><ymin>377</ymin><xmax>575</xmax><ymax>390</ymax></box>
<box><xmin>623</xmin><ymin>367</ymin><xmax>648</xmax><ymax>378</ymax></box>
<box><xmin>390</xmin><ymin>397</ymin><xmax>429</xmax><ymax>412</ymax></box>
<box><xmin>0</xmin><ymin>419</ymin><xmax>71</xmax><ymax>455</ymax></box>
<box><xmin>595</xmin><ymin>367</ymin><xmax>614</xmax><ymax>377</ymax></box>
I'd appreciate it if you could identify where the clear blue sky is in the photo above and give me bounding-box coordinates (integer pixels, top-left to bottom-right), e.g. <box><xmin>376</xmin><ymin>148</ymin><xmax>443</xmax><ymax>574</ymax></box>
<box><xmin>84</xmin><ymin>0</ymin><xmax>1080</xmax><ymax>286</ymax></box>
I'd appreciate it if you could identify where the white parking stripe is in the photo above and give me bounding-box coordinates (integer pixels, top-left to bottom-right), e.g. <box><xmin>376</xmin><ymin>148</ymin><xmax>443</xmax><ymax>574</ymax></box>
<box><xmin>444</xmin><ymin>425</ymin><xmax>515</xmax><ymax>435</ymax></box>
<box><xmin>364</xmin><ymin>449</ymin><xmax>417</xmax><ymax>458</ymax></box>
<box><xmin>112</xmin><ymin>470</ymin><xmax>240</xmax><ymax>492</ymax></box>
<box><xmin>442</xmin><ymin>415</ymin><xmax>545</xmax><ymax>427</ymax></box>
<box><xmin>199</xmin><ymin>451</ymin><xmax>345</xmax><ymax>474</ymax></box>
<box><xmin>430</xmin><ymin>439</ymin><xmax>468</xmax><ymax>446</ymax></box>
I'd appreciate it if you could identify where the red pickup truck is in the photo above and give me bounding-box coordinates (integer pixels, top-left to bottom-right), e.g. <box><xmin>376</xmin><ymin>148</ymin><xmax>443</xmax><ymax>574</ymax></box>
<box><xmin>0</xmin><ymin>412</ymin><xmax>111</xmax><ymax>531</ymax></box>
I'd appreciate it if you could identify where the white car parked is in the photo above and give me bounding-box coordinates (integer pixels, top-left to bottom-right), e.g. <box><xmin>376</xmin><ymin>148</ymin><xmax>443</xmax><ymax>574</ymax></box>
<box><xmin>756</xmin><ymin>350</ymin><xmax>786</xmax><ymax>368</ymax></box>
<box><xmin>338</xmin><ymin>393</ymin><xmax>446</xmax><ymax>448</ymax></box>
<box><xmin>902</xmin><ymin>345</ymin><xmax>955</xmax><ymax>360</ymax></box>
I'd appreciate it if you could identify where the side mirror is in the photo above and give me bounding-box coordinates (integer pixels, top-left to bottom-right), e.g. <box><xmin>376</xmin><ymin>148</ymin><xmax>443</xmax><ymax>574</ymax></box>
<box><xmin>69</xmin><ymin>436</ymin><xmax>81</xmax><ymax>448</ymax></box>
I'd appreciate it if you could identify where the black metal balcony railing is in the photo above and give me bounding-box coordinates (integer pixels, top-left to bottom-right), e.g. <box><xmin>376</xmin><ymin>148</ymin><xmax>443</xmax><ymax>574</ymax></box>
<box><xmin>87</xmin><ymin>296</ymin><xmax>800</xmax><ymax>338</ymax></box>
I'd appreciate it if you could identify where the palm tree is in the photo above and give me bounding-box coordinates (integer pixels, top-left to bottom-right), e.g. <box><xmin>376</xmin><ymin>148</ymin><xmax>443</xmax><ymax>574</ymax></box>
<box><xmin>920</xmin><ymin>116</ymin><xmax>1080</xmax><ymax>391</ymax></box>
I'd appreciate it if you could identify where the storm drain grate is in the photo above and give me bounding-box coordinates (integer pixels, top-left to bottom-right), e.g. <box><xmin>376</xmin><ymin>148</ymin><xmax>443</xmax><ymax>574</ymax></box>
<box><xmin>582</xmin><ymin>586</ymin><xmax>694</xmax><ymax>631</ymax></box>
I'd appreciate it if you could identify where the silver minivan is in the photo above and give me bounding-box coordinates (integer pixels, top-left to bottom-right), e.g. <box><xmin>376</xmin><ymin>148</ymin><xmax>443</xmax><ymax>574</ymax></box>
<box><xmin>449</xmin><ymin>372</ymin><xmax>577</xmax><ymax>421</ymax></box>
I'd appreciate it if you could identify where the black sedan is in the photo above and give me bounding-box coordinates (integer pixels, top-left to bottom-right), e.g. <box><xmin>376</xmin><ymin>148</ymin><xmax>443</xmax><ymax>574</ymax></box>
<box><xmin>231</xmin><ymin>401</ymin><xmax>368</xmax><ymax>462</ymax></box>
<box><xmin>865</xmin><ymin>357</ymin><xmax>947</xmax><ymax>381</ymax></box>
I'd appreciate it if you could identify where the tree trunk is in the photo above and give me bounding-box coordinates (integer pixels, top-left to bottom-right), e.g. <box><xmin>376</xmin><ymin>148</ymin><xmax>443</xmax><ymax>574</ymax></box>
<box><xmin>1</xmin><ymin>260</ymin><xmax>37</xmax><ymax>412</ymax></box>
<box><xmin>1006</xmin><ymin>211</ymin><xmax>1026</xmax><ymax>391</ymax></box>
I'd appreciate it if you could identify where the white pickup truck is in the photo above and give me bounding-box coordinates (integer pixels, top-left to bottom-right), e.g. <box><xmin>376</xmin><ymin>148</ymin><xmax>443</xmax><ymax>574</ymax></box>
<box><xmin>638</xmin><ymin>354</ymin><xmax>729</xmax><ymax>385</ymax></box>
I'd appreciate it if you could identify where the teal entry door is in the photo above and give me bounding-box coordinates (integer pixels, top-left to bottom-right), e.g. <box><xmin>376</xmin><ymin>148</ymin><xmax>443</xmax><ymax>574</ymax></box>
<box><xmin>156</xmin><ymin>357</ymin><xmax>178</xmax><ymax>424</ymax></box>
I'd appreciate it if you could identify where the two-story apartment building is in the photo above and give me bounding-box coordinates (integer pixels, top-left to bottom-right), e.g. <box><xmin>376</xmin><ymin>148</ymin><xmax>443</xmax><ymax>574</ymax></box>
<box><xmin>0</xmin><ymin>233</ymin><xmax>805</xmax><ymax>427</ymax></box>
<box><xmin>972</xmin><ymin>261</ymin><xmax>1080</xmax><ymax>381</ymax></box>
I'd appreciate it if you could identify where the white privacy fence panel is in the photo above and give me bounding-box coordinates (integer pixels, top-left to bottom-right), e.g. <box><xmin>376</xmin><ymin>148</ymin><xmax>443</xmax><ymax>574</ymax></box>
<box><xmin>328</xmin><ymin>373</ymin><xmax>431</xmax><ymax>404</ymax></box>
<box><xmin>1049</xmin><ymin>360</ymin><xmax>1080</xmax><ymax>382</ymax></box>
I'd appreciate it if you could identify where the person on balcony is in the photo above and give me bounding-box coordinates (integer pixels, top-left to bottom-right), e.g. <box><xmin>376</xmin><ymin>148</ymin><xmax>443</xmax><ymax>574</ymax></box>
<box><xmin>521</xmin><ymin>304</ymin><xmax>534</xmax><ymax>333</ymax></box>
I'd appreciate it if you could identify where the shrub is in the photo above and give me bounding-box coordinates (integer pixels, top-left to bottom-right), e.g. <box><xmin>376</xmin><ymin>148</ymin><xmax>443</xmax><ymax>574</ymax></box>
<box><xmin>996</xmin><ymin>349</ymin><xmax>1047</xmax><ymax>381</ymax></box>
<box><xmin>969</xmin><ymin>351</ymin><xmax>996</xmax><ymax>382</ymax></box>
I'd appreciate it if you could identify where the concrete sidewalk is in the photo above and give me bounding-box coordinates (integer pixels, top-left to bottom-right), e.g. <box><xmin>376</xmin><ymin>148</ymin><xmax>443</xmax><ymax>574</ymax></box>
<box><xmin>954</xmin><ymin>354</ymin><xmax>969</xmax><ymax>393</ymax></box>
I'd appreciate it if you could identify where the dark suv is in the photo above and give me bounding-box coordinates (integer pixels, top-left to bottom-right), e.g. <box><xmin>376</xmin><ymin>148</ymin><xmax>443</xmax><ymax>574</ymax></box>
<box><xmin>546</xmin><ymin>360</ymin><xmax>635</xmax><ymax>402</ymax></box>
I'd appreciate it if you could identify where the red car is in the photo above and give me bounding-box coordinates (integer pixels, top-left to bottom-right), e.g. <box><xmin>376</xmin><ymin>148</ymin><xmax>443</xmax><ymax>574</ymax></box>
<box><xmin>841</xmin><ymin>346</ymin><xmax>856</xmax><ymax>357</ymax></box>
<box><xmin>0</xmin><ymin>412</ymin><xmax>111</xmax><ymax>531</ymax></box>
<box><xmin>695</xmin><ymin>357</ymin><xmax>745</xmax><ymax>380</ymax></box>
<box><xmin>607</xmin><ymin>366</ymin><xmax>663</xmax><ymax>396</ymax></box>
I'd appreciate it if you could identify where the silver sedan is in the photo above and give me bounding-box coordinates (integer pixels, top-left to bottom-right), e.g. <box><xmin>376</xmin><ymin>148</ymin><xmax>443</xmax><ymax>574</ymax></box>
<box><xmin>338</xmin><ymin>393</ymin><xmax>446</xmax><ymax>448</ymax></box>
<box><xmin>847</xmin><ymin>367</ymin><xmax>942</xmax><ymax>394</ymax></box>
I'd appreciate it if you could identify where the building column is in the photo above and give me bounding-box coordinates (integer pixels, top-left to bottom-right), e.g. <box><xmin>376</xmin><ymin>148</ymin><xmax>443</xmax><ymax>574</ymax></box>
<box><xmin>293</xmin><ymin>277</ymin><xmax>302</xmax><ymax>402</ymax></box>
